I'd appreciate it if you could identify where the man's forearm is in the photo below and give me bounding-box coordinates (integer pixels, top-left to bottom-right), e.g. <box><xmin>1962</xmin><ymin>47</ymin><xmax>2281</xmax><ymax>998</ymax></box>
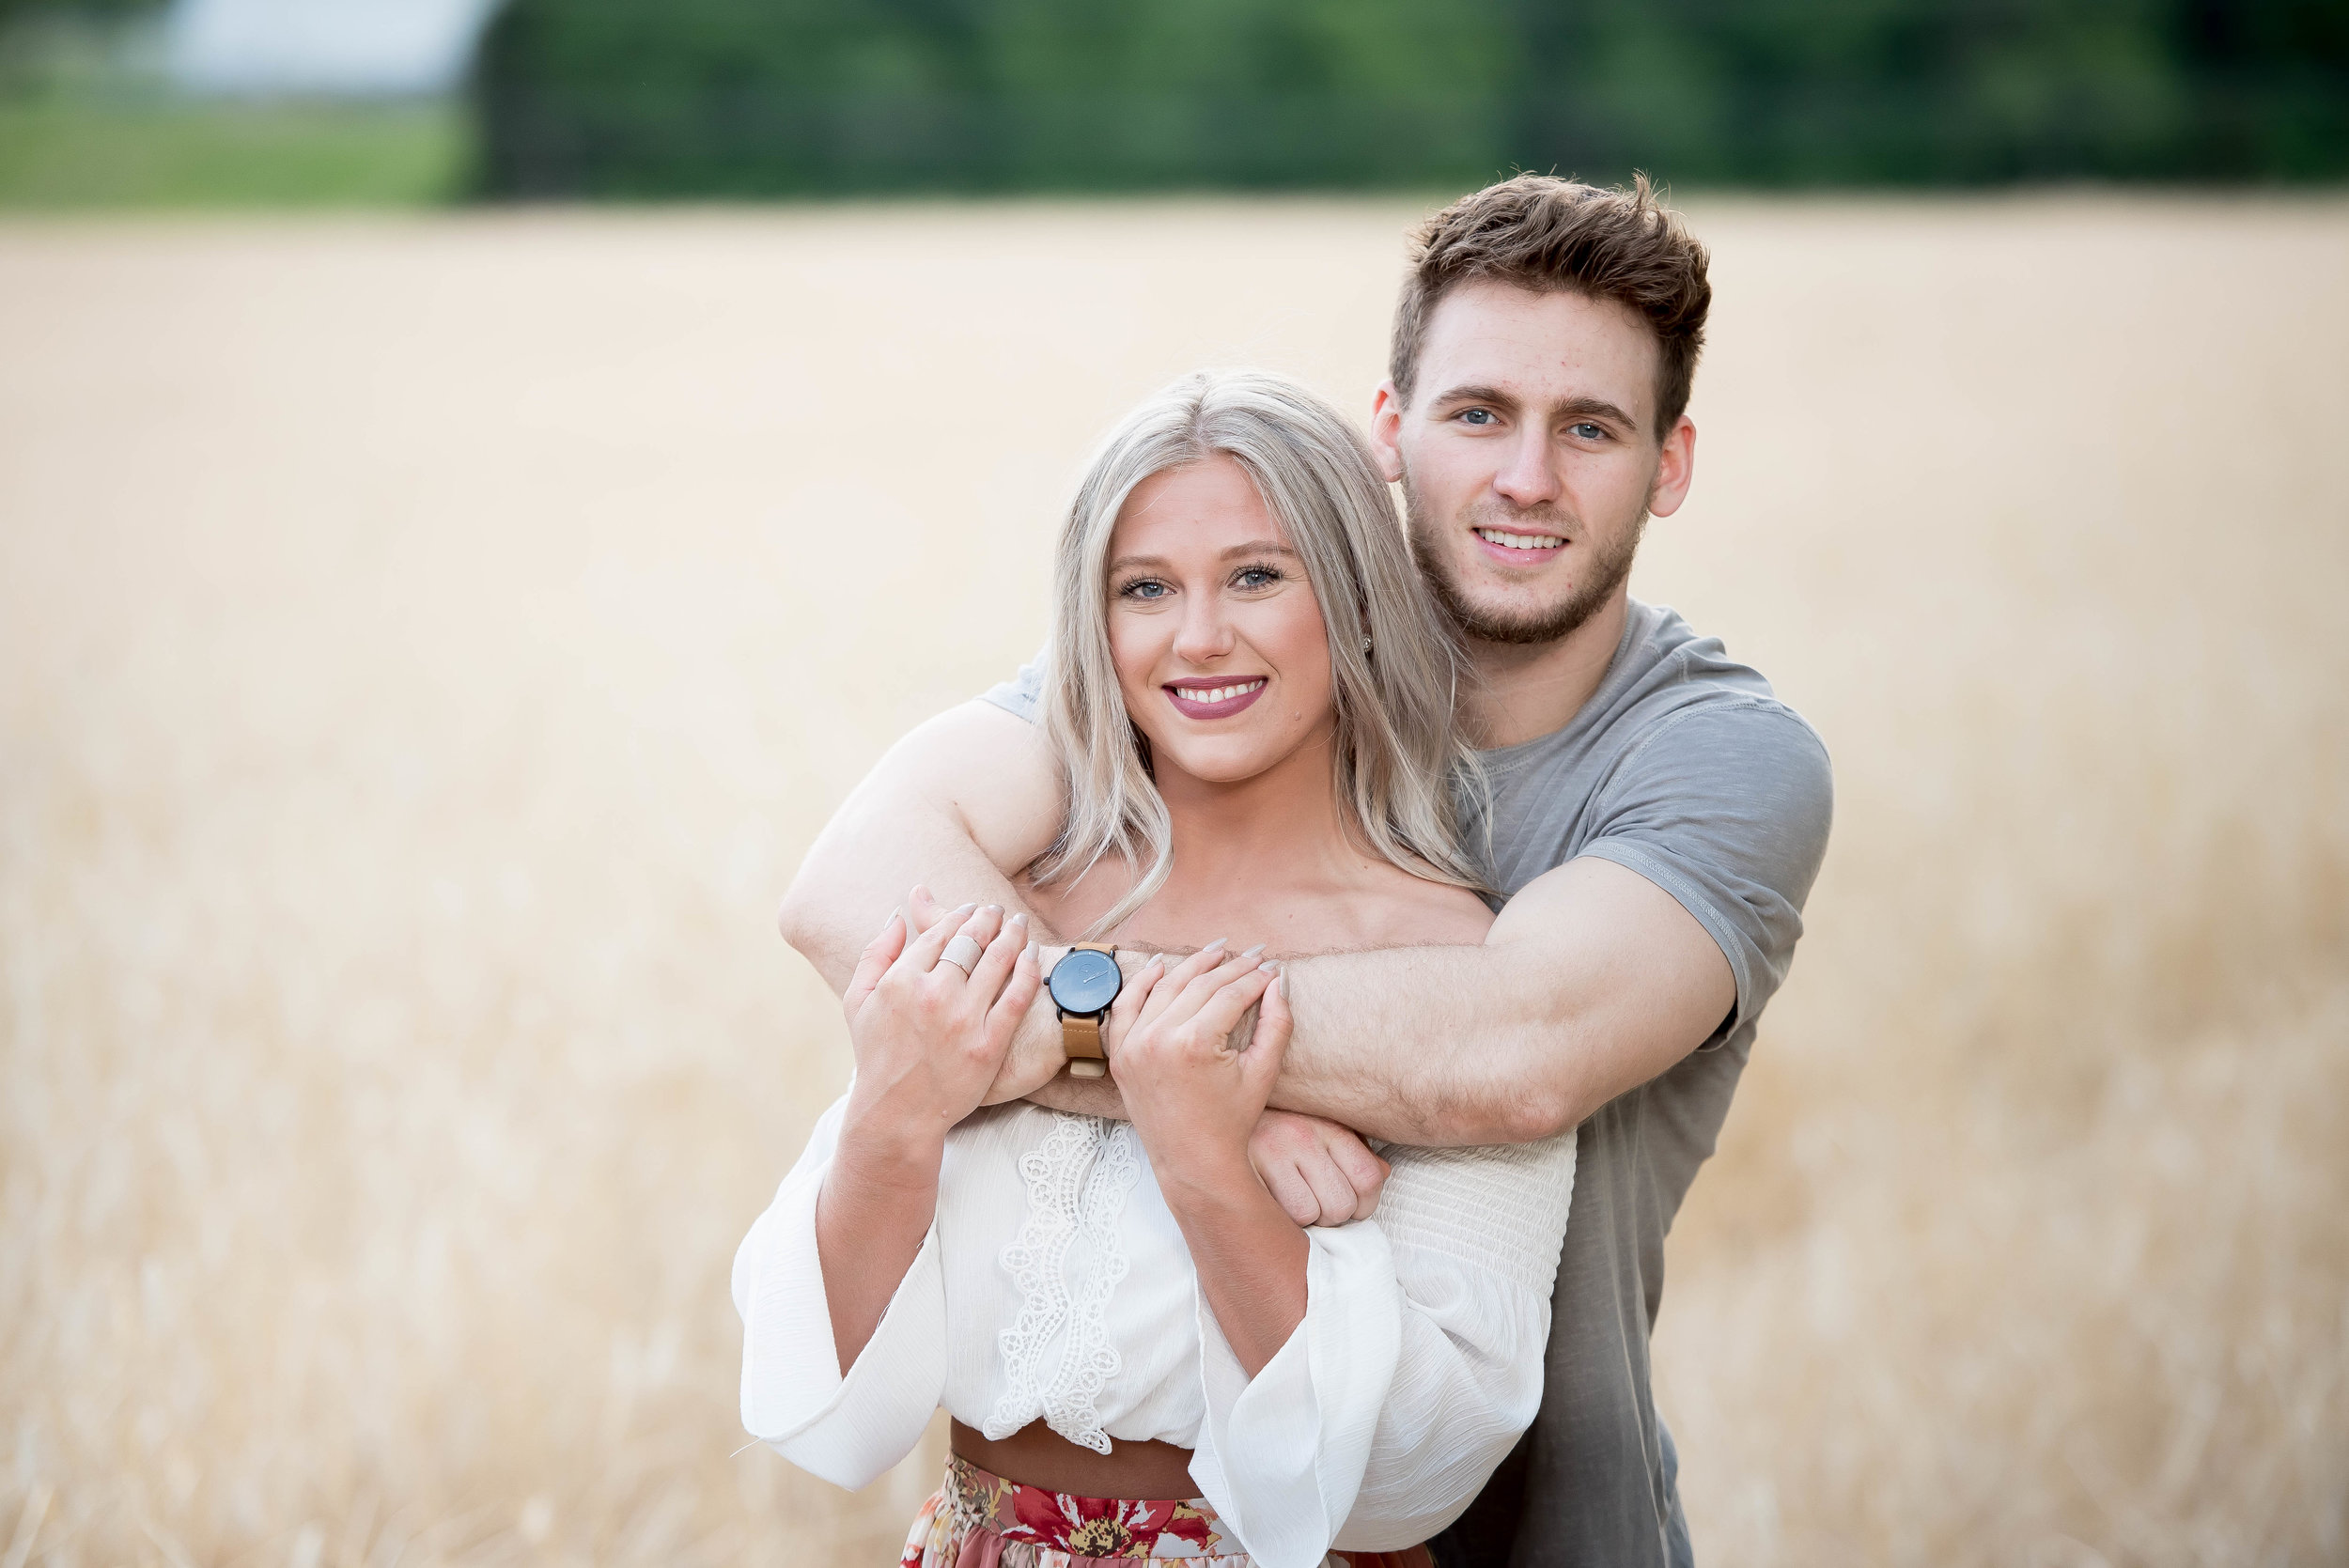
<box><xmin>1268</xmin><ymin>858</ymin><xmax>1737</xmax><ymax>1147</ymax></box>
<box><xmin>1269</xmin><ymin>943</ymin><xmax>1585</xmax><ymax>1144</ymax></box>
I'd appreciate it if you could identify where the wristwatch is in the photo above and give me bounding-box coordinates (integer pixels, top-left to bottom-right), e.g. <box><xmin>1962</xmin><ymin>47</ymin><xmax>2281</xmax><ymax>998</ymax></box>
<box><xmin>1047</xmin><ymin>943</ymin><xmax>1122</xmax><ymax>1079</ymax></box>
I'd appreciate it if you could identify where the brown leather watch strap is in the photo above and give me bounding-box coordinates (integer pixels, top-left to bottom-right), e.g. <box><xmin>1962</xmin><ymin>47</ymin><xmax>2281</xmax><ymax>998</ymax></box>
<box><xmin>1061</xmin><ymin>1012</ymin><xmax>1105</xmax><ymax>1058</ymax></box>
<box><xmin>1060</xmin><ymin>943</ymin><xmax>1114</xmax><ymax>1079</ymax></box>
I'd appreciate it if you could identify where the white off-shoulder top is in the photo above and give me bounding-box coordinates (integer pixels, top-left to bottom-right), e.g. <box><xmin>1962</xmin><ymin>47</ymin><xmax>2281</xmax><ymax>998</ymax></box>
<box><xmin>733</xmin><ymin>1097</ymin><xmax>1576</xmax><ymax>1568</ymax></box>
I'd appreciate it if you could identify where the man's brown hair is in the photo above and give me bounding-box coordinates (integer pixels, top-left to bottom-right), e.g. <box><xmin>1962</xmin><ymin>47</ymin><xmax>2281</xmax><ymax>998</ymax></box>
<box><xmin>1390</xmin><ymin>173</ymin><xmax>1712</xmax><ymax>436</ymax></box>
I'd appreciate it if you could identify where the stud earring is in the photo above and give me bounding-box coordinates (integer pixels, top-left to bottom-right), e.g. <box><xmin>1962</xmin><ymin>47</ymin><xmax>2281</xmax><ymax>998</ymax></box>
<box><xmin>1361</xmin><ymin>634</ymin><xmax>1373</xmax><ymax>655</ymax></box>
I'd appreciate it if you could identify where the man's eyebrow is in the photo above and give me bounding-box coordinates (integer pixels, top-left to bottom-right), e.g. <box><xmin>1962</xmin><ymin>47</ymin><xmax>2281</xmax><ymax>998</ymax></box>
<box><xmin>1428</xmin><ymin>383</ymin><xmax>1520</xmax><ymax>410</ymax></box>
<box><xmin>1551</xmin><ymin>396</ymin><xmax>1640</xmax><ymax>429</ymax></box>
<box><xmin>1429</xmin><ymin>384</ymin><xmax>1641</xmax><ymax>429</ymax></box>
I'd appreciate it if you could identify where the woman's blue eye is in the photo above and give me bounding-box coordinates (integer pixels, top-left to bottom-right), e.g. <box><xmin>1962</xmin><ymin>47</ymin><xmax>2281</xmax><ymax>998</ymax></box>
<box><xmin>1123</xmin><ymin>580</ymin><xmax>1169</xmax><ymax>600</ymax></box>
<box><xmin>1235</xmin><ymin>567</ymin><xmax>1281</xmax><ymax>589</ymax></box>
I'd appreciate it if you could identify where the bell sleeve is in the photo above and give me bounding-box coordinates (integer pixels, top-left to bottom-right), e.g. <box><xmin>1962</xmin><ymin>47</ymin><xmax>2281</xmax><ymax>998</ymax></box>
<box><xmin>1186</xmin><ymin>1130</ymin><xmax>1579</xmax><ymax>1565</ymax></box>
<box><xmin>731</xmin><ymin>1094</ymin><xmax>948</xmax><ymax>1490</ymax></box>
<box><xmin>1335</xmin><ymin>1130</ymin><xmax>1579</xmax><ymax>1548</ymax></box>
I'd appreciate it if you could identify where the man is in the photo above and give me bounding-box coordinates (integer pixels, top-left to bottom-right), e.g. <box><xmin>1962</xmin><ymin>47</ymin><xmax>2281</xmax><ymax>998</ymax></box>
<box><xmin>777</xmin><ymin>174</ymin><xmax>1832</xmax><ymax>1568</ymax></box>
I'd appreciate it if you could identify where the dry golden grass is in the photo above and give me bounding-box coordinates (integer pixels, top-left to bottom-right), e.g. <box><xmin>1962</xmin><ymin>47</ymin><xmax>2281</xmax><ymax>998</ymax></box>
<box><xmin>1</xmin><ymin>197</ymin><xmax>2343</xmax><ymax>1566</ymax></box>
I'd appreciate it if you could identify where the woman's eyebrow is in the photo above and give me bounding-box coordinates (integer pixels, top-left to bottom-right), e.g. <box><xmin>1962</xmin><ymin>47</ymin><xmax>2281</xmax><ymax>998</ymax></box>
<box><xmin>1108</xmin><ymin>542</ymin><xmax>1297</xmax><ymax>573</ymax></box>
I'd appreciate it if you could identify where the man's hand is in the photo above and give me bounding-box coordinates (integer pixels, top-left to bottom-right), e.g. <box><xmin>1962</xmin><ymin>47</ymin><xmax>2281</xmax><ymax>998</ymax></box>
<box><xmin>1250</xmin><ymin>1110</ymin><xmax>1389</xmax><ymax>1225</ymax></box>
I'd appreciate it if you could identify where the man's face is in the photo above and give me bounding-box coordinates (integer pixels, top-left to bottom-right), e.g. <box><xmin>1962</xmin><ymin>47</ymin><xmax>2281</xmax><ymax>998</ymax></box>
<box><xmin>1371</xmin><ymin>281</ymin><xmax>1695</xmax><ymax>646</ymax></box>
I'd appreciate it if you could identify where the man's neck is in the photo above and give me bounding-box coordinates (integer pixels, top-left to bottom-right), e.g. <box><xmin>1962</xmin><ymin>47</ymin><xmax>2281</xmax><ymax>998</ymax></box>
<box><xmin>1466</xmin><ymin>592</ymin><xmax>1630</xmax><ymax>750</ymax></box>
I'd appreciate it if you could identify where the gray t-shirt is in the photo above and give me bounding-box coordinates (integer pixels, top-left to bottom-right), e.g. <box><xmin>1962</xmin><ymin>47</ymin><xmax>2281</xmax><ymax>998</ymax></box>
<box><xmin>982</xmin><ymin>598</ymin><xmax>1834</xmax><ymax>1568</ymax></box>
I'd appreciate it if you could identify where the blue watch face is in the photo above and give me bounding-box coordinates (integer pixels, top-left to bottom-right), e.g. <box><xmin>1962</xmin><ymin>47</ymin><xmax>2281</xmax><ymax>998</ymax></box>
<box><xmin>1049</xmin><ymin>948</ymin><xmax>1123</xmax><ymax>1016</ymax></box>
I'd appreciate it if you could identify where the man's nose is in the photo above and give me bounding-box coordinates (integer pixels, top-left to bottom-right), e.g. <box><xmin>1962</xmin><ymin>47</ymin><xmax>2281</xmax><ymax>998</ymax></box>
<box><xmin>1173</xmin><ymin>597</ymin><xmax>1237</xmax><ymax>665</ymax></box>
<box><xmin>1492</xmin><ymin>428</ymin><xmax>1563</xmax><ymax>508</ymax></box>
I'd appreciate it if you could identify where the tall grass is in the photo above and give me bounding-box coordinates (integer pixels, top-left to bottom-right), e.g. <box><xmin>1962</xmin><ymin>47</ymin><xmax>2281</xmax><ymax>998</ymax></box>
<box><xmin>1</xmin><ymin>198</ymin><xmax>2342</xmax><ymax>1564</ymax></box>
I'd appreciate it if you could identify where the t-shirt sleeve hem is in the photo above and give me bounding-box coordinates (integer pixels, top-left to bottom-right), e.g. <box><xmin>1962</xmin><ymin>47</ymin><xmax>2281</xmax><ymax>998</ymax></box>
<box><xmin>977</xmin><ymin>651</ymin><xmax>1049</xmax><ymax>724</ymax></box>
<box><xmin>1573</xmin><ymin>837</ymin><xmax>1756</xmax><ymax>1050</ymax></box>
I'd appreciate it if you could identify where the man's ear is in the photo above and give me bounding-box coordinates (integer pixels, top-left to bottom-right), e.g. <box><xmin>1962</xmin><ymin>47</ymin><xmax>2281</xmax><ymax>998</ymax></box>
<box><xmin>1647</xmin><ymin>414</ymin><xmax>1697</xmax><ymax>519</ymax></box>
<box><xmin>1368</xmin><ymin>380</ymin><xmax>1407</xmax><ymax>484</ymax></box>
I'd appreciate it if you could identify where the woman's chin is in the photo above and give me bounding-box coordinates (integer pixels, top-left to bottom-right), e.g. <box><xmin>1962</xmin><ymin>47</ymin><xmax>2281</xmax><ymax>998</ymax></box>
<box><xmin>1147</xmin><ymin>737</ymin><xmax>1287</xmax><ymax>788</ymax></box>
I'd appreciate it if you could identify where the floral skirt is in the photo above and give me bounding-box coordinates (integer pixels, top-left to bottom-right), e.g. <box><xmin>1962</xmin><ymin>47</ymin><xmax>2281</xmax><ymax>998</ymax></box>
<box><xmin>900</xmin><ymin>1453</ymin><xmax>1433</xmax><ymax>1568</ymax></box>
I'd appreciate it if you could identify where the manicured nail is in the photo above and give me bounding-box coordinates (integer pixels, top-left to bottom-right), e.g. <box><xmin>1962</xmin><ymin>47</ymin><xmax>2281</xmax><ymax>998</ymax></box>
<box><xmin>1203</xmin><ymin>937</ymin><xmax>1228</xmax><ymax>953</ymax></box>
<box><xmin>1258</xmin><ymin>961</ymin><xmax>1279</xmax><ymax>974</ymax></box>
<box><xmin>981</xmin><ymin>904</ymin><xmax>1002</xmax><ymax>915</ymax></box>
<box><xmin>1009</xmin><ymin>911</ymin><xmax>1027</xmax><ymax>927</ymax></box>
<box><xmin>1239</xmin><ymin>943</ymin><xmax>1267</xmax><ymax>961</ymax></box>
<box><xmin>1024</xmin><ymin>940</ymin><xmax>1040</xmax><ymax>964</ymax></box>
<box><xmin>1277</xmin><ymin>970</ymin><xmax>1289</xmax><ymax>998</ymax></box>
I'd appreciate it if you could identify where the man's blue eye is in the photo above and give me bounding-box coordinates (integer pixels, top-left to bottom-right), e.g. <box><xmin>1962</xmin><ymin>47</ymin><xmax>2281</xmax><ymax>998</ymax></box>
<box><xmin>1572</xmin><ymin>423</ymin><xmax>1605</xmax><ymax>440</ymax></box>
<box><xmin>1460</xmin><ymin>409</ymin><xmax>1495</xmax><ymax>426</ymax></box>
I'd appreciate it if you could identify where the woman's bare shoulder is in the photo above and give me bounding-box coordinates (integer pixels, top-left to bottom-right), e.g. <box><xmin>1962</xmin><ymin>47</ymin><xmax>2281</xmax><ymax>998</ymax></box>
<box><xmin>1344</xmin><ymin>862</ymin><xmax>1496</xmax><ymax>950</ymax></box>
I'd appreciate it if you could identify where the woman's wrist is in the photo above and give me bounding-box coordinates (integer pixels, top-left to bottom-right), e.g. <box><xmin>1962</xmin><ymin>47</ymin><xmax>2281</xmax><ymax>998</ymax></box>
<box><xmin>1147</xmin><ymin>1134</ymin><xmax>1280</xmax><ymax>1222</ymax></box>
<box><xmin>836</xmin><ymin>1096</ymin><xmax>950</xmax><ymax>1186</ymax></box>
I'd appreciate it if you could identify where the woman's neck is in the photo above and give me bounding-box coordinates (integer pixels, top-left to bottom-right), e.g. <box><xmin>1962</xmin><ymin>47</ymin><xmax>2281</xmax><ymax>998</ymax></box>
<box><xmin>1150</xmin><ymin>725</ymin><xmax>1357</xmax><ymax>903</ymax></box>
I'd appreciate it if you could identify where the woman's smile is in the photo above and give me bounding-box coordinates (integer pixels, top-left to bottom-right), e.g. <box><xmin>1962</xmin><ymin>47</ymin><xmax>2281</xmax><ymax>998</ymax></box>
<box><xmin>1164</xmin><ymin>677</ymin><xmax>1268</xmax><ymax>721</ymax></box>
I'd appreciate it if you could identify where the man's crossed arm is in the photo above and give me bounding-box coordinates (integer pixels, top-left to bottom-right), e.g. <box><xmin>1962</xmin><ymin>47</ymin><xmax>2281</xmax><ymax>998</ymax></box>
<box><xmin>778</xmin><ymin>700</ymin><xmax>1735</xmax><ymax>1151</ymax></box>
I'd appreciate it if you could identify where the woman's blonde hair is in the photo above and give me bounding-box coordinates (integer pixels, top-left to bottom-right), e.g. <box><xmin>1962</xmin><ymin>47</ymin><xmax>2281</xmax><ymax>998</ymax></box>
<box><xmin>1034</xmin><ymin>368</ymin><xmax>1486</xmax><ymax>938</ymax></box>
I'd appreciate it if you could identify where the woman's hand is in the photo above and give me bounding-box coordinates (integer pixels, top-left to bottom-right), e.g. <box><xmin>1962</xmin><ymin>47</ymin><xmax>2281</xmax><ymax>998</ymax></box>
<box><xmin>1110</xmin><ymin>944</ymin><xmax>1309</xmax><ymax>1374</ymax></box>
<box><xmin>1108</xmin><ymin>942</ymin><xmax>1292</xmax><ymax>1192</ymax></box>
<box><xmin>838</xmin><ymin>897</ymin><xmax>1044</xmax><ymax>1164</ymax></box>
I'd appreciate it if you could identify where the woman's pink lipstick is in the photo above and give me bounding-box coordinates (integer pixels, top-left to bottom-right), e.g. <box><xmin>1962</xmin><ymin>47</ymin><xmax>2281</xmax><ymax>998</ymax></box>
<box><xmin>1164</xmin><ymin>677</ymin><xmax>1268</xmax><ymax>721</ymax></box>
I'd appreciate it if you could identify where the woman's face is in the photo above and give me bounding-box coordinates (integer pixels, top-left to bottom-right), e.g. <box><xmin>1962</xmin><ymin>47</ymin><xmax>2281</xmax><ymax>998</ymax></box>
<box><xmin>1105</xmin><ymin>454</ymin><xmax>1334</xmax><ymax>789</ymax></box>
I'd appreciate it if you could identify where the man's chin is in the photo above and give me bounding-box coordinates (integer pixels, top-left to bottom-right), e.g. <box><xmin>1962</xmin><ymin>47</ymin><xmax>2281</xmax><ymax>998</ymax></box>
<box><xmin>1431</xmin><ymin>570</ymin><xmax>1614</xmax><ymax>646</ymax></box>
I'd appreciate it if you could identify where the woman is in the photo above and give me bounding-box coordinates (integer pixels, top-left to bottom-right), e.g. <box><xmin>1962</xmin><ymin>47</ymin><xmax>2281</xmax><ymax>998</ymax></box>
<box><xmin>735</xmin><ymin>371</ymin><xmax>1578</xmax><ymax>1568</ymax></box>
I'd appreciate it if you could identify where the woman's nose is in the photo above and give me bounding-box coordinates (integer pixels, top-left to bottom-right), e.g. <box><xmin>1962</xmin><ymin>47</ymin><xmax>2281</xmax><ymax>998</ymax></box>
<box><xmin>1172</xmin><ymin>598</ymin><xmax>1237</xmax><ymax>664</ymax></box>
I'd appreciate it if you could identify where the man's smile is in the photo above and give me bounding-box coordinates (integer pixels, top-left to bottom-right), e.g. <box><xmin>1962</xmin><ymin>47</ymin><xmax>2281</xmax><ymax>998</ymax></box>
<box><xmin>1473</xmin><ymin>526</ymin><xmax>1566</xmax><ymax>565</ymax></box>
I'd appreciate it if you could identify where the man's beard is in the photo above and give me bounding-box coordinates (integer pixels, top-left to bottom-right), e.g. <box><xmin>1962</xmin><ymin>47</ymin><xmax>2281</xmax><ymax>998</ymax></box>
<box><xmin>1402</xmin><ymin>471</ymin><xmax>1647</xmax><ymax>647</ymax></box>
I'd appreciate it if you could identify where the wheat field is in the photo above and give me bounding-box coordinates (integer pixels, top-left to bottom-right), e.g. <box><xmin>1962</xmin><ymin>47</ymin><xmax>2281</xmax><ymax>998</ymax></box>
<box><xmin>1</xmin><ymin>196</ymin><xmax>2343</xmax><ymax>1567</ymax></box>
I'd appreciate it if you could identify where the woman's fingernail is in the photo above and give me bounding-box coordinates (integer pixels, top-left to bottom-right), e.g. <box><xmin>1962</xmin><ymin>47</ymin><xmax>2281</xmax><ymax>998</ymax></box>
<box><xmin>1258</xmin><ymin>961</ymin><xmax>1279</xmax><ymax>974</ymax></box>
<box><xmin>1009</xmin><ymin>911</ymin><xmax>1027</xmax><ymax>927</ymax></box>
<box><xmin>1024</xmin><ymin>941</ymin><xmax>1040</xmax><ymax>964</ymax></box>
<box><xmin>1240</xmin><ymin>943</ymin><xmax>1267</xmax><ymax>961</ymax></box>
<box><xmin>1204</xmin><ymin>937</ymin><xmax>1227</xmax><ymax>953</ymax></box>
<box><xmin>1277</xmin><ymin>971</ymin><xmax>1289</xmax><ymax>998</ymax></box>
<box><xmin>982</xmin><ymin>904</ymin><xmax>1002</xmax><ymax>916</ymax></box>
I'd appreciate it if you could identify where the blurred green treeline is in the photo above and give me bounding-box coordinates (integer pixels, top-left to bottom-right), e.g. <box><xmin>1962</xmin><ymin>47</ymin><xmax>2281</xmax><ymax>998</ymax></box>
<box><xmin>477</xmin><ymin>0</ymin><xmax>2348</xmax><ymax>194</ymax></box>
<box><xmin>0</xmin><ymin>1</ymin><xmax>464</xmax><ymax>207</ymax></box>
<box><xmin>2</xmin><ymin>0</ymin><xmax>2344</xmax><ymax>208</ymax></box>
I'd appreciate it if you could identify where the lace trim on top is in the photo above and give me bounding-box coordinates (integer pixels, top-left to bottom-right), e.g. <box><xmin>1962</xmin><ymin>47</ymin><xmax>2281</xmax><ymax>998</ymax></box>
<box><xmin>986</xmin><ymin>1113</ymin><xmax>1141</xmax><ymax>1453</ymax></box>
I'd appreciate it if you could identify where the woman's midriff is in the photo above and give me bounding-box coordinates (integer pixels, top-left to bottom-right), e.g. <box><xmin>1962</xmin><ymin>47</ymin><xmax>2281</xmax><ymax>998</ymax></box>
<box><xmin>950</xmin><ymin>1419</ymin><xmax>1199</xmax><ymax>1500</ymax></box>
